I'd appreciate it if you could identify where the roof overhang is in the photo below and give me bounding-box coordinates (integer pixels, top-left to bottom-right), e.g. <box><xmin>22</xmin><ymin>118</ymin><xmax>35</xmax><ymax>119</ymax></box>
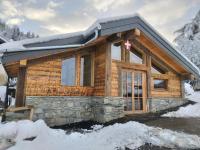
<box><xmin>1</xmin><ymin>14</ymin><xmax>199</xmax><ymax>77</ymax></box>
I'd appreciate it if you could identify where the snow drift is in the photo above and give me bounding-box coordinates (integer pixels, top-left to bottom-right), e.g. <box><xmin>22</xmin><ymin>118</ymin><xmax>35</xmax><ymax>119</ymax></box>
<box><xmin>0</xmin><ymin>120</ymin><xmax>200</xmax><ymax>150</ymax></box>
<box><xmin>163</xmin><ymin>90</ymin><xmax>200</xmax><ymax>118</ymax></box>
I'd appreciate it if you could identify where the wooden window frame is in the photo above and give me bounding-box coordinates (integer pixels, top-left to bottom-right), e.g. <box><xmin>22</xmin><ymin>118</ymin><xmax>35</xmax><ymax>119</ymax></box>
<box><xmin>111</xmin><ymin>42</ymin><xmax>122</xmax><ymax>61</ymax></box>
<box><xmin>60</xmin><ymin>55</ymin><xmax>77</xmax><ymax>87</ymax></box>
<box><xmin>128</xmin><ymin>48</ymin><xmax>146</xmax><ymax>65</ymax></box>
<box><xmin>79</xmin><ymin>52</ymin><xmax>94</xmax><ymax>87</ymax></box>
<box><xmin>152</xmin><ymin>78</ymin><xmax>168</xmax><ymax>91</ymax></box>
<box><xmin>61</xmin><ymin>51</ymin><xmax>94</xmax><ymax>87</ymax></box>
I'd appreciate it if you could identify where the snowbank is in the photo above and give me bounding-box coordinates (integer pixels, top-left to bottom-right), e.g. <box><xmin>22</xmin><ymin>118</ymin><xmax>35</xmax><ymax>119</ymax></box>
<box><xmin>184</xmin><ymin>83</ymin><xmax>194</xmax><ymax>96</ymax></box>
<box><xmin>0</xmin><ymin>120</ymin><xmax>200</xmax><ymax>150</ymax></box>
<box><xmin>162</xmin><ymin>91</ymin><xmax>200</xmax><ymax>118</ymax></box>
<box><xmin>0</xmin><ymin>64</ymin><xmax>7</xmax><ymax>86</ymax></box>
<box><xmin>0</xmin><ymin>86</ymin><xmax>6</xmax><ymax>102</ymax></box>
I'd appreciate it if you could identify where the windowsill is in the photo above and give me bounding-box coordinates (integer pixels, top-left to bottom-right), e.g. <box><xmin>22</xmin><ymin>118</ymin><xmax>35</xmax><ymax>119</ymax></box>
<box><xmin>152</xmin><ymin>88</ymin><xmax>168</xmax><ymax>92</ymax></box>
<box><xmin>61</xmin><ymin>85</ymin><xmax>94</xmax><ymax>88</ymax></box>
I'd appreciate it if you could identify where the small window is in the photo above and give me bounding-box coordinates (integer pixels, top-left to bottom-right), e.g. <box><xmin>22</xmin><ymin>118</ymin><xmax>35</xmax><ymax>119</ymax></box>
<box><xmin>154</xmin><ymin>79</ymin><xmax>167</xmax><ymax>89</ymax></box>
<box><xmin>61</xmin><ymin>57</ymin><xmax>76</xmax><ymax>86</ymax></box>
<box><xmin>111</xmin><ymin>43</ymin><xmax>121</xmax><ymax>61</ymax></box>
<box><xmin>80</xmin><ymin>55</ymin><xmax>92</xmax><ymax>86</ymax></box>
<box><xmin>151</xmin><ymin>63</ymin><xmax>166</xmax><ymax>74</ymax></box>
<box><xmin>129</xmin><ymin>49</ymin><xmax>143</xmax><ymax>64</ymax></box>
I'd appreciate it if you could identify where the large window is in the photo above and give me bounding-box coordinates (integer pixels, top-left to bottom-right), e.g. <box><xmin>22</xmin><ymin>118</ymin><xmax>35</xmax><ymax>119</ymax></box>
<box><xmin>61</xmin><ymin>57</ymin><xmax>76</xmax><ymax>86</ymax></box>
<box><xmin>80</xmin><ymin>55</ymin><xmax>92</xmax><ymax>86</ymax></box>
<box><xmin>151</xmin><ymin>62</ymin><xmax>166</xmax><ymax>74</ymax></box>
<box><xmin>111</xmin><ymin>43</ymin><xmax>121</xmax><ymax>61</ymax></box>
<box><xmin>154</xmin><ymin>79</ymin><xmax>167</xmax><ymax>90</ymax></box>
<box><xmin>129</xmin><ymin>49</ymin><xmax>143</xmax><ymax>64</ymax></box>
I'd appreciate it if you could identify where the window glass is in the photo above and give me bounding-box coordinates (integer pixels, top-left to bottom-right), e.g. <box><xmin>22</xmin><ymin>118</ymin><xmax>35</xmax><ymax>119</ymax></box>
<box><xmin>154</xmin><ymin>79</ymin><xmax>167</xmax><ymax>89</ymax></box>
<box><xmin>151</xmin><ymin>63</ymin><xmax>166</xmax><ymax>74</ymax></box>
<box><xmin>111</xmin><ymin>43</ymin><xmax>121</xmax><ymax>60</ymax></box>
<box><xmin>61</xmin><ymin>57</ymin><xmax>75</xmax><ymax>86</ymax></box>
<box><xmin>80</xmin><ymin>55</ymin><xmax>91</xmax><ymax>86</ymax></box>
<box><xmin>129</xmin><ymin>49</ymin><xmax>143</xmax><ymax>64</ymax></box>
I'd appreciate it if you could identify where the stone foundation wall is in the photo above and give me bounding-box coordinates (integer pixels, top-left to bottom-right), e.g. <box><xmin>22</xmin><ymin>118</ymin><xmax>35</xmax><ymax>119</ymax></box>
<box><xmin>26</xmin><ymin>96</ymin><xmax>187</xmax><ymax>126</ymax></box>
<box><xmin>148</xmin><ymin>97</ymin><xmax>188</xmax><ymax>112</ymax></box>
<box><xmin>26</xmin><ymin>96</ymin><xmax>124</xmax><ymax>126</ymax></box>
<box><xmin>92</xmin><ymin>97</ymin><xmax>124</xmax><ymax>123</ymax></box>
<box><xmin>26</xmin><ymin>96</ymin><xmax>93</xmax><ymax>126</ymax></box>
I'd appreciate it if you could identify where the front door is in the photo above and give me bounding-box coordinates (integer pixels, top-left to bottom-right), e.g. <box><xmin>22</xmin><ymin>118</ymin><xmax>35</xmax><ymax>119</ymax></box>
<box><xmin>122</xmin><ymin>70</ymin><xmax>146</xmax><ymax>113</ymax></box>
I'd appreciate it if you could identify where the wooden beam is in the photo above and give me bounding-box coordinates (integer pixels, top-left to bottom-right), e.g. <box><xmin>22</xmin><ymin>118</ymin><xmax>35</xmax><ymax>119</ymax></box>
<box><xmin>124</xmin><ymin>28</ymin><xmax>141</xmax><ymax>40</ymax></box>
<box><xmin>105</xmin><ymin>42</ymin><xmax>112</xmax><ymax>96</ymax></box>
<box><xmin>75</xmin><ymin>54</ymin><xmax>81</xmax><ymax>86</ymax></box>
<box><xmin>146</xmin><ymin>54</ymin><xmax>152</xmax><ymax>99</ymax></box>
<box><xmin>20</xmin><ymin>59</ymin><xmax>27</xmax><ymax>67</ymax></box>
<box><xmin>15</xmin><ymin>67</ymin><xmax>26</xmax><ymax>107</ymax></box>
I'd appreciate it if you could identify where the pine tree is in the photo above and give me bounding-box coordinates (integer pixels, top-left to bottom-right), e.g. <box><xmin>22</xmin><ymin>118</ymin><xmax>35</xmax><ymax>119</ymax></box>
<box><xmin>0</xmin><ymin>19</ymin><xmax>39</xmax><ymax>41</ymax></box>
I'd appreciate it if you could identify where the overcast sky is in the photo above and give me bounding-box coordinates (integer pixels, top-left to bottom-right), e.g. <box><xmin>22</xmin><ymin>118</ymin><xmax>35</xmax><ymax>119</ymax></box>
<box><xmin>0</xmin><ymin>0</ymin><xmax>200</xmax><ymax>42</ymax></box>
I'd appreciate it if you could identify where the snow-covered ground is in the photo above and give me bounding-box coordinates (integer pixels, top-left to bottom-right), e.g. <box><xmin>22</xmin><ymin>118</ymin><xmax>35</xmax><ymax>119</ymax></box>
<box><xmin>0</xmin><ymin>119</ymin><xmax>200</xmax><ymax>150</ymax></box>
<box><xmin>163</xmin><ymin>83</ymin><xmax>200</xmax><ymax>118</ymax></box>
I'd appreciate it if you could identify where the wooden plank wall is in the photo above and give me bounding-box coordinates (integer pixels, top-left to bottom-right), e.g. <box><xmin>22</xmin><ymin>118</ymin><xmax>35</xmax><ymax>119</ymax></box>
<box><xmin>151</xmin><ymin>72</ymin><xmax>181</xmax><ymax>97</ymax></box>
<box><xmin>25</xmin><ymin>43</ymin><xmax>107</xmax><ymax>97</ymax></box>
<box><xmin>111</xmin><ymin>61</ymin><xmax>121</xmax><ymax>96</ymax></box>
<box><xmin>110</xmin><ymin>46</ymin><xmax>182</xmax><ymax>98</ymax></box>
<box><xmin>111</xmin><ymin>61</ymin><xmax>182</xmax><ymax>98</ymax></box>
<box><xmin>93</xmin><ymin>43</ymin><xmax>107</xmax><ymax>96</ymax></box>
<box><xmin>25</xmin><ymin>57</ymin><xmax>94</xmax><ymax>96</ymax></box>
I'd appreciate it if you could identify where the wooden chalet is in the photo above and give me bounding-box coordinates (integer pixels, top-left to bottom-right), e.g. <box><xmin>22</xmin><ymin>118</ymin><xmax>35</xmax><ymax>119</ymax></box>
<box><xmin>0</xmin><ymin>15</ymin><xmax>199</xmax><ymax>126</ymax></box>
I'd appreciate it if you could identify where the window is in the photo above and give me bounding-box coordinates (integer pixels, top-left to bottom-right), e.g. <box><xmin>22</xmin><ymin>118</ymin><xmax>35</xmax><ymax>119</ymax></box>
<box><xmin>129</xmin><ymin>49</ymin><xmax>143</xmax><ymax>64</ymax></box>
<box><xmin>154</xmin><ymin>79</ymin><xmax>167</xmax><ymax>89</ymax></box>
<box><xmin>80</xmin><ymin>55</ymin><xmax>92</xmax><ymax>86</ymax></box>
<box><xmin>151</xmin><ymin>63</ymin><xmax>166</xmax><ymax>74</ymax></box>
<box><xmin>111</xmin><ymin>43</ymin><xmax>121</xmax><ymax>61</ymax></box>
<box><xmin>61</xmin><ymin>57</ymin><xmax>76</xmax><ymax>86</ymax></box>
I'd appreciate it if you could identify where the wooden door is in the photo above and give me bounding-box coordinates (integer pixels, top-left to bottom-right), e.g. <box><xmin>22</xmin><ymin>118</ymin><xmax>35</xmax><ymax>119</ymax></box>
<box><xmin>122</xmin><ymin>70</ymin><xmax>147</xmax><ymax>113</ymax></box>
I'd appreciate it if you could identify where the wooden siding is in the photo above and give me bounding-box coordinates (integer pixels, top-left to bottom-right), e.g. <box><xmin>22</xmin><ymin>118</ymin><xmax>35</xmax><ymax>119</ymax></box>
<box><xmin>93</xmin><ymin>43</ymin><xmax>107</xmax><ymax>96</ymax></box>
<box><xmin>25</xmin><ymin>42</ymin><xmax>107</xmax><ymax>97</ymax></box>
<box><xmin>110</xmin><ymin>39</ymin><xmax>182</xmax><ymax>98</ymax></box>
<box><xmin>25</xmin><ymin>57</ymin><xmax>94</xmax><ymax>96</ymax></box>
<box><xmin>151</xmin><ymin>72</ymin><xmax>181</xmax><ymax>97</ymax></box>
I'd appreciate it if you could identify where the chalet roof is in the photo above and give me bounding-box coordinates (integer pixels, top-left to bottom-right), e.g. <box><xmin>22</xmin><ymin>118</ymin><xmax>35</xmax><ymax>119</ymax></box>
<box><xmin>0</xmin><ymin>14</ymin><xmax>200</xmax><ymax>77</ymax></box>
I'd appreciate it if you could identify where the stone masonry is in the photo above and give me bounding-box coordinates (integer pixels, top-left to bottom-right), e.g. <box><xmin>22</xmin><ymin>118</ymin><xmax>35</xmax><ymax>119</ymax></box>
<box><xmin>148</xmin><ymin>97</ymin><xmax>188</xmax><ymax>112</ymax></box>
<box><xmin>26</xmin><ymin>96</ymin><xmax>124</xmax><ymax>126</ymax></box>
<box><xmin>26</xmin><ymin>96</ymin><xmax>187</xmax><ymax>126</ymax></box>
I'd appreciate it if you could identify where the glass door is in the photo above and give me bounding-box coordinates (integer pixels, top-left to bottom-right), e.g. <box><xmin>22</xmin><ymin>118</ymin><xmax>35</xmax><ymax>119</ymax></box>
<box><xmin>122</xmin><ymin>70</ymin><xmax>146</xmax><ymax>113</ymax></box>
<box><xmin>122</xmin><ymin>71</ymin><xmax>133</xmax><ymax>111</ymax></box>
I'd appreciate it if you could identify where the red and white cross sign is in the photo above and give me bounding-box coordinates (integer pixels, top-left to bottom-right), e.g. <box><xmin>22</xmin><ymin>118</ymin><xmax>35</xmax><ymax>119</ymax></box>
<box><xmin>125</xmin><ymin>40</ymin><xmax>131</xmax><ymax>50</ymax></box>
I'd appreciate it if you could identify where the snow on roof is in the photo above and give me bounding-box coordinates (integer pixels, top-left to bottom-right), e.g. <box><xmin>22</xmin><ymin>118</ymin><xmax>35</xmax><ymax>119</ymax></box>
<box><xmin>0</xmin><ymin>14</ymin><xmax>142</xmax><ymax>53</ymax></box>
<box><xmin>0</xmin><ymin>13</ymin><xmax>199</xmax><ymax>77</ymax></box>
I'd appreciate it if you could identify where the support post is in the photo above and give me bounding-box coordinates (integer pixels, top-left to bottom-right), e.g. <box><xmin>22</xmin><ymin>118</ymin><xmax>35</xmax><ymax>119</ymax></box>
<box><xmin>105</xmin><ymin>42</ymin><xmax>112</xmax><ymax>96</ymax></box>
<box><xmin>15</xmin><ymin>66</ymin><xmax>26</xmax><ymax>107</ymax></box>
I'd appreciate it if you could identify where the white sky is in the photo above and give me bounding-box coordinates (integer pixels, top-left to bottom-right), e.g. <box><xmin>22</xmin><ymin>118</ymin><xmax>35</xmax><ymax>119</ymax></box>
<box><xmin>0</xmin><ymin>0</ymin><xmax>200</xmax><ymax>43</ymax></box>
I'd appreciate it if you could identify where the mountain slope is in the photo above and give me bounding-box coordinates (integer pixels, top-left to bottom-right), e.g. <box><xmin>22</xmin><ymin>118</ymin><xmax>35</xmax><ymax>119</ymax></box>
<box><xmin>175</xmin><ymin>10</ymin><xmax>200</xmax><ymax>68</ymax></box>
<box><xmin>0</xmin><ymin>19</ymin><xmax>38</xmax><ymax>41</ymax></box>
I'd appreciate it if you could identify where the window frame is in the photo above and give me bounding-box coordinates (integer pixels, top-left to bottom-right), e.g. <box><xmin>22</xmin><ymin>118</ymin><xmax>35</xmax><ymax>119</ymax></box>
<box><xmin>111</xmin><ymin>42</ymin><xmax>122</xmax><ymax>61</ymax></box>
<box><xmin>79</xmin><ymin>53</ymin><xmax>94</xmax><ymax>87</ymax></box>
<box><xmin>61</xmin><ymin>52</ymin><xmax>94</xmax><ymax>87</ymax></box>
<box><xmin>61</xmin><ymin>56</ymin><xmax>76</xmax><ymax>86</ymax></box>
<box><xmin>153</xmin><ymin>78</ymin><xmax>168</xmax><ymax>91</ymax></box>
<box><xmin>128</xmin><ymin>48</ymin><xmax>145</xmax><ymax>64</ymax></box>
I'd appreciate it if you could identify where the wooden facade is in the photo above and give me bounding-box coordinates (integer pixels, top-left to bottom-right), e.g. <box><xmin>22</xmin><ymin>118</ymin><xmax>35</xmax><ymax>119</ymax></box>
<box><xmin>3</xmin><ymin>29</ymin><xmax>191</xmax><ymax>113</ymax></box>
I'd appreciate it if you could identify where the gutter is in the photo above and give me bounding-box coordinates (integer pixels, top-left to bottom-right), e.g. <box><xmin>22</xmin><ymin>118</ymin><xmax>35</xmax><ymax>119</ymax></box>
<box><xmin>2</xmin><ymin>29</ymin><xmax>99</xmax><ymax>53</ymax></box>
